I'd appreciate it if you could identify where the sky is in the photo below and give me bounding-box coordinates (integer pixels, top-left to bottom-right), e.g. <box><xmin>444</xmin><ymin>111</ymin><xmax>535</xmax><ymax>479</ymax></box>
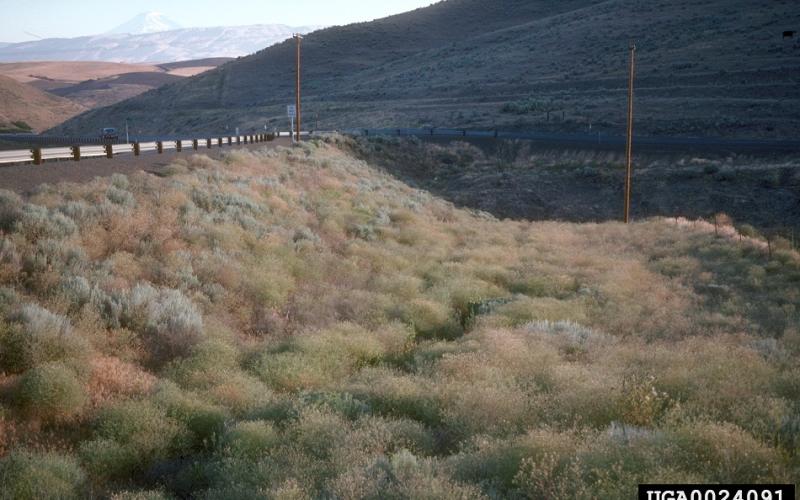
<box><xmin>0</xmin><ymin>0</ymin><xmax>436</xmax><ymax>43</ymax></box>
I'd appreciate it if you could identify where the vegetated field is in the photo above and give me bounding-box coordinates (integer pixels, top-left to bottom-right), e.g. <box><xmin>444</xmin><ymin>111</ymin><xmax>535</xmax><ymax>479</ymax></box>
<box><xmin>52</xmin><ymin>0</ymin><xmax>800</xmax><ymax>140</ymax></box>
<box><xmin>0</xmin><ymin>59</ymin><xmax>232</xmax><ymax>111</ymax></box>
<box><xmin>0</xmin><ymin>136</ymin><xmax>798</xmax><ymax>498</ymax></box>
<box><xmin>350</xmin><ymin>136</ymin><xmax>800</xmax><ymax>235</ymax></box>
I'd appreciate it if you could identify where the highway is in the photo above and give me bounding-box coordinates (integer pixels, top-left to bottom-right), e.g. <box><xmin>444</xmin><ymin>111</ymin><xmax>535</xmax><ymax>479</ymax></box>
<box><xmin>0</xmin><ymin>132</ymin><xmax>308</xmax><ymax>166</ymax></box>
<box><xmin>1</xmin><ymin>128</ymin><xmax>798</xmax><ymax>167</ymax></box>
<box><xmin>348</xmin><ymin>128</ymin><xmax>800</xmax><ymax>154</ymax></box>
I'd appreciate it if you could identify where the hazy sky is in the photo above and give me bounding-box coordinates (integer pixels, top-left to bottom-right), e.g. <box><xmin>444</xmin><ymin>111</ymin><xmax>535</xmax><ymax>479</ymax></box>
<box><xmin>0</xmin><ymin>0</ymin><xmax>436</xmax><ymax>42</ymax></box>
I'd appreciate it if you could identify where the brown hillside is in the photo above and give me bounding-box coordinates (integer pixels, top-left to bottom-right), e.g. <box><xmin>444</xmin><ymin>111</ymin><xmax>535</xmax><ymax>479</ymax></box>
<box><xmin>0</xmin><ymin>75</ymin><xmax>85</xmax><ymax>132</ymax></box>
<box><xmin>52</xmin><ymin>0</ymin><xmax>800</xmax><ymax>139</ymax></box>
<box><xmin>0</xmin><ymin>60</ymin><xmax>231</xmax><ymax>112</ymax></box>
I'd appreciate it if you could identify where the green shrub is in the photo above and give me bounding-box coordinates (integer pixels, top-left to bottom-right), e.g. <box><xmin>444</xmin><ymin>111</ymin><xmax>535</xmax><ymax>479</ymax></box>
<box><xmin>0</xmin><ymin>450</ymin><xmax>86</xmax><ymax>500</ymax></box>
<box><xmin>400</xmin><ymin>299</ymin><xmax>462</xmax><ymax>340</ymax></box>
<box><xmin>667</xmin><ymin>421</ymin><xmax>784</xmax><ymax>482</ymax></box>
<box><xmin>0</xmin><ymin>190</ymin><xmax>23</xmax><ymax>232</ymax></box>
<box><xmin>110</xmin><ymin>490</ymin><xmax>172</xmax><ymax>500</ymax></box>
<box><xmin>153</xmin><ymin>382</ymin><xmax>228</xmax><ymax>449</ymax></box>
<box><xmin>224</xmin><ymin>420</ymin><xmax>280</xmax><ymax>458</ymax></box>
<box><xmin>254</xmin><ymin>322</ymin><xmax>400</xmax><ymax>391</ymax></box>
<box><xmin>81</xmin><ymin>400</ymin><xmax>190</xmax><ymax>481</ymax></box>
<box><xmin>1</xmin><ymin>304</ymin><xmax>90</xmax><ymax>374</ymax></box>
<box><xmin>15</xmin><ymin>362</ymin><xmax>86</xmax><ymax>421</ymax></box>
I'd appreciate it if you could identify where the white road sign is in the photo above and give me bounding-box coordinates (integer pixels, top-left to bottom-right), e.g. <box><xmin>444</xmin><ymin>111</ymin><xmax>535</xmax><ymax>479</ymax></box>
<box><xmin>287</xmin><ymin>105</ymin><xmax>297</xmax><ymax>118</ymax></box>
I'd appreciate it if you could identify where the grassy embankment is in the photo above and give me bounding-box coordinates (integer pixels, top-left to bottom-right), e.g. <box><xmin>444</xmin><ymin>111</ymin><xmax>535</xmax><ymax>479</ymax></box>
<box><xmin>0</xmin><ymin>135</ymin><xmax>797</xmax><ymax>498</ymax></box>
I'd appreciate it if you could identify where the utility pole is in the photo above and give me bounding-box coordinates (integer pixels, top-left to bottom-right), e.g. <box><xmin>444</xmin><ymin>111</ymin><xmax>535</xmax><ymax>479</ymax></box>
<box><xmin>294</xmin><ymin>34</ymin><xmax>303</xmax><ymax>142</ymax></box>
<box><xmin>623</xmin><ymin>42</ymin><xmax>636</xmax><ymax>224</ymax></box>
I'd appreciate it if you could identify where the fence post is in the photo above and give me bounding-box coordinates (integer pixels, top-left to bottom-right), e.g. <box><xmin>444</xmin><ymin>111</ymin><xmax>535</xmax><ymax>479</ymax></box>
<box><xmin>104</xmin><ymin>143</ymin><xmax>113</xmax><ymax>159</ymax></box>
<box><xmin>71</xmin><ymin>145</ymin><xmax>81</xmax><ymax>162</ymax></box>
<box><xmin>157</xmin><ymin>141</ymin><xmax>163</xmax><ymax>154</ymax></box>
<box><xmin>133</xmin><ymin>142</ymin><xmax>140</xmax><ymax>156</ymax></box>
<box><xmin>193</xmin><ymin>139</ymin><xmax>198</xmax><ymax>150</ymax></box>
<box><xmin>176</xmin><ymin>140</ymin><xmax>182</xmax><ymax>152</ymax></box>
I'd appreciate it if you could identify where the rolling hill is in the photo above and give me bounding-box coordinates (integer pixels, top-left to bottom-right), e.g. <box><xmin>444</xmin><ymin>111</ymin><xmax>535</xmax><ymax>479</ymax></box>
<box><xmin>53</xmin><ymin>0</ymin><xmax>800</xmax><ymax>139</ymax></box>
<box><xmin>0</xmin><ymin>59</ymin><xmax>233</xmax><ymax>110</ymax></box>
<box><xmin>0</xmin><ymin>75</ymin><xmax>85</xmax><ymax>132</ymax></box>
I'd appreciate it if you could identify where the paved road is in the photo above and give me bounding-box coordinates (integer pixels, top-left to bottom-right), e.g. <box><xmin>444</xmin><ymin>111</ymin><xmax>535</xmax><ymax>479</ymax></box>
<box><xmin>0</xmin><ymin>137</ymin><xmax>292</xmax><ymax>195</ymax></box>
<box><xmin>349</xmin><ymin>128</ymin><xmax>800</xmax><ymax>154</ymax></box>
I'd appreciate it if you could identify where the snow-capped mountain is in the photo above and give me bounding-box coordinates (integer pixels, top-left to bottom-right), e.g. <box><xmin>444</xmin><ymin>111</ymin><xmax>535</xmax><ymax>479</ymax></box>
<box><xmin>0</xmin><ymin>24</ymin><xmax>322</xmax><ymax>63</ymax></box>
<box><xmin>107</xmin><ymin>12</ymin><xmax>183</xmax><ymax>35</ymax></box>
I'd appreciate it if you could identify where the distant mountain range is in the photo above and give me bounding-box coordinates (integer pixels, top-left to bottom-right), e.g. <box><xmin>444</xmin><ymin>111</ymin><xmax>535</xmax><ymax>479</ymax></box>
<box><xmin>0</xmin><ymin>14</ymin><xmax>322</xmax><ymax>63</ymax></box>
<box><xmin>107</xmin><ymin>12</ymin><xmax>183</xmax><ymax>36</ymax></box>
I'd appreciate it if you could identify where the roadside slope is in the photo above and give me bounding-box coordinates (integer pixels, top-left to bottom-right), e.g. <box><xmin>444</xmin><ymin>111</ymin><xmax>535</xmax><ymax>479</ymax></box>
<box><xmin>0</xmin><ymin>75</ymin><xmax>85</xmax><ymax>132</ymax></box>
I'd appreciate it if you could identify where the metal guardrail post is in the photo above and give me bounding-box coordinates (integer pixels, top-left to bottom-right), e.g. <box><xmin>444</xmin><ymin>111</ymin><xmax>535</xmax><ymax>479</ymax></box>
<box><xmin>104</xmin><ymin>144</ymin><xmax>113</xmax><ymax>159</ymax></box>
<box><xmin>228</xmin><ymin>137</ymin><xmax>232</xmax><ymax>146</ymax></box>
<box><xmin>32</xmin><ymin>148</ymin><xmax>42</xmax><ymax>165</ymax></box>
<box><xmin>206</xmin><ymin>139</ymin><xmax>212</xmax><ymax>149</ymax></box>
<box><xmin>218</xmin><ymin>137</ymin><xmax>223</xmax><ymax>147</ymax></box>
<box><xmin>133</xmin><ymin>142</ymin><xmax>140</xmax><ymax>156</ymax></box>
<box><xmin>71</xmin><ymin>145</ymin><xmax>80</xmax><ymax>162</ymax></box>
<box><xmin>177</xmin><ymin>140</ymin><xmax>182</xmax><ymax>152</ymax></box>
<box><xmin>193</xmin><ymin>139</ymin><xmax>198</xmax><ymax>150</ymax></box>
<box><xmin>243</xmin><ymin>136</ymin><xmax>248</xmax><ymax>144</ymax></box>
<box><xmin>157</xmin><ymin>141</ymin><xmax>163</xmax><ymax>154</ymax></box>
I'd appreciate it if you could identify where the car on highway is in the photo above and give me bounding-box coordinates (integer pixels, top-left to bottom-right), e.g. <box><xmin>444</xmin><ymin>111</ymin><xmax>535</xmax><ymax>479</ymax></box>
<box><xmin>100</xmin><ymin>128</ymin><xmax>119</xmax><ymax>141</ymax></box>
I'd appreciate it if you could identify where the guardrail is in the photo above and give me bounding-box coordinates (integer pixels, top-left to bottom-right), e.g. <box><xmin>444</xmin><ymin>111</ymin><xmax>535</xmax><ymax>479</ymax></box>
<box><xmin>0</xmin><ymin>132</ymin><xmax>311</xmax><ymax>166</ymax></box>
<box><xmin>3</xmin><ymin>127</ymin><xmax>798</xmax><ymax>167</ymax></box>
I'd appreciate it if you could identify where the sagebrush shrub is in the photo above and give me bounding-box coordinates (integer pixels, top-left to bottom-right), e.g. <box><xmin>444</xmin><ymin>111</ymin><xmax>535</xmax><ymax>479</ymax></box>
<box><xmin>106</xmin><ymin>186</ymin><xmax>136</xmax><ymax>208</ymax></box>
<box><xmin>0</xmin><ymin>303</ymin><xmax>90</xmax><ymax>374</ymax></box>
<box><xmin>113</xmin><ymin>283</ymin><xmax>204</xmax><ymax>364</ymax></box>
<box><xmin>15</xmin><ymin>205</ymin><xmax>77</xmax><ymax>241</ymax></box>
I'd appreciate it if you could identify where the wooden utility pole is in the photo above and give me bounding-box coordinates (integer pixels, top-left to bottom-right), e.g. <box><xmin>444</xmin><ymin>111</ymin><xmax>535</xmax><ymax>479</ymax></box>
<box><xmin>294</xmin><ymin>34</ymin><xmax>303</xmax><ymax>142</ymax></box>
<box><xmin>623</xmin><ymin>42</ymin><xmax>636</xmax><ymax>224</ymax></box>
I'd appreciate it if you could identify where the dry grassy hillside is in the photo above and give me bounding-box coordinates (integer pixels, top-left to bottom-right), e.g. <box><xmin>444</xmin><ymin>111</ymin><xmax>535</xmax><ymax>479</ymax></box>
<box><xmin>0</xmin><ymin>75</ymin><xmax>85</xmax><ymax>133</ymax></box>
<box><xmin>0</xmin><ymin>60</ymin><xmax>232</xmax><ymax>111</ymax></box>
<box><xmin>53</xmin><ymin>0</ymin><xmax>800</xmax><ymax>139</ymax></box>
<box><xmin>0</xmin><ymin>136</ymin><xmax>797</xmax><ymax>498</ymax></box>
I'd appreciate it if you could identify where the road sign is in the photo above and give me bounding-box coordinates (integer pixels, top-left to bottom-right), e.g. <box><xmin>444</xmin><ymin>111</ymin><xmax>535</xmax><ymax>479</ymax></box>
<box><xmin>287</xmin><ymin>105</ymin><xmax>297</xmax><ymax>118</ymax></box>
